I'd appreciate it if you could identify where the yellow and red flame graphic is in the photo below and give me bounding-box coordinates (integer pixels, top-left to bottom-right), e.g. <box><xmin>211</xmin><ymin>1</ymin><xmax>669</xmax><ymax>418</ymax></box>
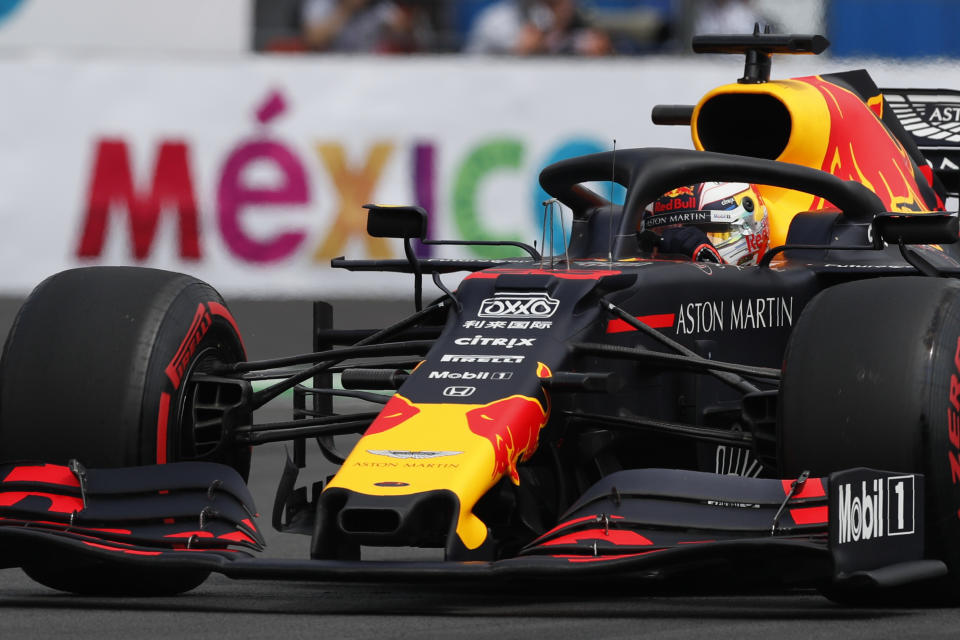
<box><xmin>691</xmin><ymin>75</ymin><xmax>938</xmax><ymax>246</ymax></box>
<box><xmin>465</xmin><ymin>395</ymin><xmax>548</xmax><ymax>485</ymax></box>
<box><xmin>365</xmin><ymin>394</ymin><xmax>420</xmax><ymax>436</ymax></box>
<box><xmin>799</xmin><ymin>76</ymin><xmax>929</xmax><ymax>213</ymax></box>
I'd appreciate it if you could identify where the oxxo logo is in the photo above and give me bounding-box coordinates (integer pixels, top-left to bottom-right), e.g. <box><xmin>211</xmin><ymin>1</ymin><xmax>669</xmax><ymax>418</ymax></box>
<box><xmin>443</xmin><ymin>386</ymin><xmax>476</xmax><ymax>397</ymax></box>
<box><xmin>453</xmin><ymin>335</ymin><xmax>535</xmax><ymax>349</ymax></box>
<box><xmin>837</xmin><ymin>475</ymin><xmax>915</xmax><ymax>544</ymax></box>
<box><xmin>479</xmin><ymin>293</ymin><xmax>559</xmax><ymax>318</ymax></box>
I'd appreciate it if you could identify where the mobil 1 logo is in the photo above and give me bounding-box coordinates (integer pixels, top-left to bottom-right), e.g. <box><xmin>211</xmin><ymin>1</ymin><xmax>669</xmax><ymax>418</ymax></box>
<box><xmin>836</xmin><ymin>474</ymin><xmax>916</xmax><ymax>544</ymax></box>
<box><xmin>829</xmin><ymin>469</ymin><xmax>923</xmax><ymax>572</ymax></box>
<box><xmin>428</xmin><ymin>370</ymin><xmax>512</xmax><ymax>381</ymax></box>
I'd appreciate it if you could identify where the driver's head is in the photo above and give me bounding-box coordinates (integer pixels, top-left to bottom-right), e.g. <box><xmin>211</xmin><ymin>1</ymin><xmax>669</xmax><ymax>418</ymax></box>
<box><xmin>644</xmin><ymin>182</ymin><xmax>769</xmax><ymax>265</ymax></box>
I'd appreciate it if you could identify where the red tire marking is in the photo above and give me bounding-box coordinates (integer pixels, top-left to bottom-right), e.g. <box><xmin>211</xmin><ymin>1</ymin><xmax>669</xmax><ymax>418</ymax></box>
<box><xmin>156</xmin><ymin>392</ymin><xmax>171</xmax><ymax>465</ymax></box>
<box><xmin>164</xmin><ymin>303</ymin><xmax>211</xmax><ymax>390</ymax></box>
<box><xmin>156</xmin><ymin>300</ymin><xmax>244</xmax><ymax>467</ymax></box>
<box><xmin>208</xmin><ymin>301</ymin><xmax>246</xmax><ymax>357</ymax></box>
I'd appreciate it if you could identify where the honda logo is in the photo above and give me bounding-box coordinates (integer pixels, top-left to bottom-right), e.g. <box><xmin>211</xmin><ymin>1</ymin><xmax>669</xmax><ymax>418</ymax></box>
<box><xmin>443</xmin><ymin>386</ymin><xmax>476</xmax><ymax>397</ymax></box>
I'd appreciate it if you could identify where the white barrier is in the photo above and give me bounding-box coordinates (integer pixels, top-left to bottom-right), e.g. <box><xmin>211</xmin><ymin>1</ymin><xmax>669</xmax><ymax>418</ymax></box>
<box><xmin>0</xmin><ymin>0</ymin><xmax>249</xmax><ymax>54</ymax></box>
<box><xmin>0</xmin><ymin>55</ymin><xmax>949</xmax><ymax>297</ymax></box>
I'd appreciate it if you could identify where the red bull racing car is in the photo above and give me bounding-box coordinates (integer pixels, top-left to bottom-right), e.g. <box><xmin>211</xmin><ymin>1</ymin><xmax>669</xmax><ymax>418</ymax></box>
<box><xmin>3</xmin><ymin>32</ymin><xmax>960</xmax><ymax>603</ymax></box>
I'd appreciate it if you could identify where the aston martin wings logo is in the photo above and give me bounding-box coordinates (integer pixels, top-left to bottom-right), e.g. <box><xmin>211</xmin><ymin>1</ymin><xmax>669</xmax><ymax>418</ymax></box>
<box><xmin>885</xmin><ymin>90</ymin><xmax>960</xmax><ymax>146</ymax></box>
<box><xmin>367</xmin><ymin>450</ymin><xmax>463</xmax><ymax>459</ymax></box>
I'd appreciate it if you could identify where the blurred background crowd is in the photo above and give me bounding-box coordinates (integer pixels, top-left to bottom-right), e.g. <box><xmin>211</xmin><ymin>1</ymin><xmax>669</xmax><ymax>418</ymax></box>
<box><xmin>253</xmin><ymin>0</ymin><xmax>960</xmax><ymax>58</ymax></box>
<box><xmin>258</xmin><ymin>0</ymin><xmax>782</xmax><ymax>55</ymax></box>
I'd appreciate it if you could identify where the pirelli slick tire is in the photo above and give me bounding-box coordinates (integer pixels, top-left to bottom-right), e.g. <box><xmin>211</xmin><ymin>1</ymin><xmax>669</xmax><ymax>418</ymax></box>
<box><xmin>0</xmin><ymin>267</ymin><xmax>248</xmax><ymax>595</ymax></box>
<box><xmin>779</xmin><ymin>276</ymin><xmax>960</xmax><ymax>602</ymax></box>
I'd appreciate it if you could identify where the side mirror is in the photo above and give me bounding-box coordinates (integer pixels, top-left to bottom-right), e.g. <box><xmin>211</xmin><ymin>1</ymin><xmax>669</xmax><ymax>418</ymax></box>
<box><xmin>364</xmin><ymin>204</ymin><xmax>427</xmax><ymax>239</ymax></box>
<box><xmin>873</xmin><ymin>212</ymin><xmax>959</xmax><ymax>245</ymax></box>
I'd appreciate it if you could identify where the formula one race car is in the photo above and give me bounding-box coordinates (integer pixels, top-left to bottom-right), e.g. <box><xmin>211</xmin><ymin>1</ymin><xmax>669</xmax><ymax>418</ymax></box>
<box><xmin>3</xmin><ymin>33</ymin><xmax>960</xmax><ymax>603</ymax></box>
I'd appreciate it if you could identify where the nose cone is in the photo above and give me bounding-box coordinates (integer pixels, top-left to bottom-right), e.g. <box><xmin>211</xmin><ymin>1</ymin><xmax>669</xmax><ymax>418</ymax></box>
<box><xmin>321</xmin><ymin>393</ymin><xmax>549</xmax><ymax>555</ymax></box>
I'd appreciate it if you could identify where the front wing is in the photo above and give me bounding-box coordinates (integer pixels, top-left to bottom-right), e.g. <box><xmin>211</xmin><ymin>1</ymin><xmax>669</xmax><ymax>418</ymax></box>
<box><xmin>0</xmin><ymin>462</ymin><xmax>943</xmax><ymax>590</ymax></box>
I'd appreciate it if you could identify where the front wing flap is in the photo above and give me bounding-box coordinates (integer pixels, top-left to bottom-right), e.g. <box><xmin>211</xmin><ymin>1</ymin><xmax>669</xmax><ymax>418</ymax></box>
<box><xmin>0</xmin><ymin>460</ymin><xmax>264</xmax><ymax>568</ymax></box>
<box><xmin>0</xmin><ymin>463</ymin><xmax>939</xmax><ymax>588</ymax></box>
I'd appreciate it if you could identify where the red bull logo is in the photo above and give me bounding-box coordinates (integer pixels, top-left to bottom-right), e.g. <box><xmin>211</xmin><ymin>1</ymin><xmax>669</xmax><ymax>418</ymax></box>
<box><xmin>365</xmin><ymin>394</ymin><xmax>420</xmax><ymax>436</ymax></box>
<box><xmin>800</xmin><ymin>76</ymin><xmax>930</xmax><ymax>213</ymax></box>
<box><xmin>654</xmin><ymin>186</ymin><xmax>698</xmax><ymax>213</ymax></box>
<box><xmin>466</xmin><ymin>395</ymin><xmax>549</xmax><ymax>485</ymax></box>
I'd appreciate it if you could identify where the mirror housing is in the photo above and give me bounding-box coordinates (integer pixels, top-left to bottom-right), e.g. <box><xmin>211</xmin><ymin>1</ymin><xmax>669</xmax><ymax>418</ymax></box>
<box><xmin>364</xmin><ymin>204</ymin><xmax>427</xmax><ymax>239</ymax></box>
<box><xmin>873</xmin><ymin>212</ymin><xmax>959</xmax><ymax>245</ymax></box>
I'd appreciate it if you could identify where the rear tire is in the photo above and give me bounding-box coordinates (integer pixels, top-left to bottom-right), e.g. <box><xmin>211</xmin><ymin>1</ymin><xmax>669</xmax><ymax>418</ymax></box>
<box><xmin>0</xmin><ymin>267</ymin><xmax>249</xmax><ymax>595</ymax></box>
<box><xmin>779</xmin><ymin>277</ymin><xmax>960</xmax><ymax>601</ymax></box>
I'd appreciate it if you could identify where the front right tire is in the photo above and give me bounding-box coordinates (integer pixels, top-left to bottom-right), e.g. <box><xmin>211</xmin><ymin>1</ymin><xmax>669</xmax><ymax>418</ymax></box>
<box><xmin>779</xmin><ymin>276</ymin><xmax>960</xmax><ymax>602</ymax></box>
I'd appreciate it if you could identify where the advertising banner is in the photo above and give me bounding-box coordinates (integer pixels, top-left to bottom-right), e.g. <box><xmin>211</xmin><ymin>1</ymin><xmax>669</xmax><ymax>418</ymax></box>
<box><xmin>0</xmin><ymin>55</ymin><xmax>941</xmax><ymax>298</ymax></box>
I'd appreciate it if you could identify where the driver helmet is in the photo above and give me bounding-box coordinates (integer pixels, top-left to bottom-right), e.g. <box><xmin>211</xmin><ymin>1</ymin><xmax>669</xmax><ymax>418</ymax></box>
<box><xmin>644</xmin><ymin>182</ymin><xmax>770</xmax><ymax>265</ymax></box>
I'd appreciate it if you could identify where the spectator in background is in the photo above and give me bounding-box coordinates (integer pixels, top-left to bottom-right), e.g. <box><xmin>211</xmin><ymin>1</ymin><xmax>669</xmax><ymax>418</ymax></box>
<box><xmin>465</xmin><ymin>0</ymin><xmax>612</xmax><ymax>56</ymax></box>
<box><xmin>301</xmin><ymin>0</ymin><xmax>439</xmax><ymax>53</ymax></box>
<box><xmin>693</xmin><ymin>0</ymin><xmax>773</xmax><ymax>35</ymax></box>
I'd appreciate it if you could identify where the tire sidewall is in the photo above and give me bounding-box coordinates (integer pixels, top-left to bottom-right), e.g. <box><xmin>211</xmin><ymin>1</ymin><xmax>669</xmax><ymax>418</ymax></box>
<box><xmin>923</xmin><ymin>287</ymin><xmax>960</xmax><ymax>575</ymax></box>
<box><xmin>780</xmin><ymin>276</ymin><xmax>960</xmax><ymax>582</ymax></box>
<box><xmin>138</xmin><ymin>283</ymin><xmax>248</xmax><ymax>472</ymax></box>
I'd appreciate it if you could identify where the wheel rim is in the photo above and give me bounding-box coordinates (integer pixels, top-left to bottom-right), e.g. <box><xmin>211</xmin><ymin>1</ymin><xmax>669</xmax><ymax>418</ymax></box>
<box><xmin>172</xmin><ymin>336</ymin><xmax>247</xmax><ymax>466</ymax></box>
